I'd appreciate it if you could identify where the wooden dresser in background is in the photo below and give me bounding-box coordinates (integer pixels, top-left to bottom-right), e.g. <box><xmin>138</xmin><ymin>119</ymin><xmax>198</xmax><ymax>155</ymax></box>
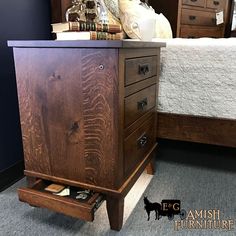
<box><xmin>8</xmin><ymin>40</ymin><xmax>165</xmax><ymax>231</ymax></box>
<box><xmin>149</xmin><ymin>0</ymin><xmax>232</xmax><ymax>38</ymax></box>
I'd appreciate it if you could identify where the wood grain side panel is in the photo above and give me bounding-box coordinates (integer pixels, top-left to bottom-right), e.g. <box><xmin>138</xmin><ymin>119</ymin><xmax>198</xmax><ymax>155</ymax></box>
<box><xmin>81</xmin><ymin>49</ymin><xmax>119</xmax><ymax>188</ymax></box>
<box><xmin>157</xmin><ymin>112</ymin><xmax>236</xmax><ymax>147</ymax></box>
<box><xmin>14</xmin><ymin>48</ymin><xmax>119</xmax><ymax>188</ymax></box>
<box><xmin>14</xmin><ymin>48</ymin><xmax>87</xmax><ymax>180</ymax></box>
<box><xmin>14</xmin><ymin>48</ymin><xmax>52</xmax><ymax>176</ymax></box>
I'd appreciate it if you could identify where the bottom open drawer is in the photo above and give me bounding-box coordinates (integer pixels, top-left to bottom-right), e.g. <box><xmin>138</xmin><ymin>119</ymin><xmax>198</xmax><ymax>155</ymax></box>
<box><xmin>18</xmin><ymin>179</ymin><xmax>104</xmax><ymax>221</ymax></box>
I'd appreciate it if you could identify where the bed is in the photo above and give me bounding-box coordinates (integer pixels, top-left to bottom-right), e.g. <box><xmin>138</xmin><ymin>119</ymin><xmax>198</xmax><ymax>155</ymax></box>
<box><xmin>156</xmin><ymin>38</ymin><xmax>236</xmax><ymax>147</ymax></box>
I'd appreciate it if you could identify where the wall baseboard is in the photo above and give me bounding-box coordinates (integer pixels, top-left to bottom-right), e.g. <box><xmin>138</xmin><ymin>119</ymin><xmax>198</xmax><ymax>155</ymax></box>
<box><xmin>0</xmin><ymin>160</ymin><xmax>24</xmax><ymax>192</ymax></box>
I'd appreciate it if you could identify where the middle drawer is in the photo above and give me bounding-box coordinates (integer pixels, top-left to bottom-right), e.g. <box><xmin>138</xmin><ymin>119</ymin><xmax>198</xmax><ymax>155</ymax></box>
<box><xmin>125</xmin><ymin>85</ymin><xmax>156</xmax><ymax>127</ymax></box>
<box><xmin>181</xmin><ymin>9</ymin><xmax>216</xmax><ymax>26</ymax></box>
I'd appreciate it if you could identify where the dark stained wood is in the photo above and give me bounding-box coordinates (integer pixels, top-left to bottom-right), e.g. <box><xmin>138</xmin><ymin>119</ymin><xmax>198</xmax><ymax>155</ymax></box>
<box><xmin>14</xmin><ymin>48</ymin><xmax>119</xmax><ymax>189</ymax></box>
<box><xmin>106</xmin><ymin>196</ymin><xmax>124</xmax><ymax>231</ymax></box>
<box><xmin>157</xmin><ymin>112</ymin><xmax>236</xmax><ymax>148</ymax></box>
<box><xmin>125</xmin><ymin>85</ymin><xmax>156</xmax><ymax>127</ymax></box>
<box><xmin>11</xmin><ymin>40</ymin><xmax>163</xmax><ymax>230</ymax></box>
<box><xmin>50</xmin><ymin>0</ymin><xmax>72</xmax><ymax>23</ymax></box>
<box><xmin>24</xmin><ymin>143</ymin><xmax>158</xmax><ymax>198</ymax></box>
<box><xmin>125</xmin><ymin>76</ymin><xmax>156</xmax><ymax>97</ymax></box>
<box><xmin>26</xmin><ymin>176</ymin><xmax>38</xmax><ymax>188</ymax></box>
<box><xmin>124</xmin><ymin>114</ymin><xmax>156</xmax><ymax>177</ymax></box>
<box><xmin>182</xmin><ymin>0</ymin><xmax>205</xmax><ymax>7</ymax></box>
<box><xmin>206</xmin><ymin>0</ymin><xmax>228</xmax><ymax>10</ymax></box>
<box><xmin>50</xmin><ymin>0</ymin><xmax>62</xmax><ymax>23</ymax></box>
<box><xmin>180</xmin><ymin>25</ymin><xmax>223</xmax><ymax>38</ymax></box>
<box><xmin>80</xmin><ymin>49</ymin><xmax>119</xmax><ymax>188</ymax></box>
<box><xmin>118</xmin><ymin>144</ymin><xmax>158</xmax><ymax>197</ymax></box>
<box><xmin>124</xmin><ymin>110</ymin><xmax>156</xmax><ymax>138</ymax></box>
<box><xmin>181</xmin><ymin>9</ymin><xmax>217</xmax><ymax>26</ymax></box>
<box><xmin>8</xmin><ymin>40</ymin><xmax>166</xmax><ymax>49</ymax></box>
<box><xmin>18</xmin><ymin>180</ymin><xmax>103</xmax><ymax>221</ymax></box>
<box><xmin>146</xmin><ymin>156</ymin><xmax>155</xmax><ymax>175</ymax></box>
<box><xmin>125</xmin><ymin>56</ymin><xmax>157</xmax><ymax>86</ymax></box>
<box><xmin>149</xmin><ymin>0</ymin><xmax>231</xmax><ymax>38</ymax></box>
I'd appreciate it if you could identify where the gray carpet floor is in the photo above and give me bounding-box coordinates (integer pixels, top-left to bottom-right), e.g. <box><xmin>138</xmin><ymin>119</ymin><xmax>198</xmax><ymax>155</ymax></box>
<box><xmin>0</xmin><ymin>140</ymin><xmax>236</xmax><ymax>236</ymax></box>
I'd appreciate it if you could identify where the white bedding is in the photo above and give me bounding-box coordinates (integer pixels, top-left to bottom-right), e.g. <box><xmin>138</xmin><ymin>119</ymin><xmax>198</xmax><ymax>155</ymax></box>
<box><xmin>157</xmin><ymin>38</ymin><xmax>236</xmax><ymax>119</ymax></box>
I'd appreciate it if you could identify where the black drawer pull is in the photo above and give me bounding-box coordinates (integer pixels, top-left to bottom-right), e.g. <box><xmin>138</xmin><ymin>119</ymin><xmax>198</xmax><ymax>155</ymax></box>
<box><xmin>137</xmin><ymin>98</ymin><xmax>148</xmax><ymax>110</ymax></box>
<box><xmin>190</xmin><ymin>0</ymin><xmax>197</xmax><ymax>2</ymax></box>
<box><xmin>189</xmin><ymin>15</ymin><xmax>196</xmax><ymax>20</ymax></box>
<box><xmin>213</xmin><ymin>1</ymin><xmax>219</xmax><ymax>6</ymax></box>
<box><xmin>139</xmin><ymin>64</ymin><xmax>149</xmax><ymax>75</ymax></box>
<box><xmin>138</xmin><ymin>134</ymin><xmax>148</xmax><ymax>148</ymax></box>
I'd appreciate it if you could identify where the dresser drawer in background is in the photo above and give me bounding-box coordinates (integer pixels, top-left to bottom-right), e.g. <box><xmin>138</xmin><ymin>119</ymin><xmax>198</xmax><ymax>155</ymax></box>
<box><xmin>182</xmin><ymin>0</ymin><xmax>205</xmax><ymax>8</ymax></box>
<box><xmin>125</xmin><ymin>85</ymin><xmax>156</xmax><ymax>127</ymax></box>
<box><xmin>181</xmin><ymin>9</ymin><xmax>216</xmax><ymax>26</ymax></box>
<box><xmin>180</xmin><ymin>26</ymin><xmax>223</xmax><ymax>37</ymax></box>
<box><xmin>206</xmin><ymin>0</ymin><xmax>227</xmax><ymax>10</ymax></box>
<box><xmin>124</xmin><ymin>113</ymin><xmax>155</xmax><ymax>177</ymax></box>
<box><xmin>125</xmin><ymin>56</ymin><xmax>157</xmax><ymax>86</ymax></box>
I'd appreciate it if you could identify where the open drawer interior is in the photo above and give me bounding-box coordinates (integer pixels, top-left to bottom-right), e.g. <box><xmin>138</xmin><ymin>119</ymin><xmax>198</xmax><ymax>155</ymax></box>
<box><xmin>18</xmin><ymin>179</ymin><xmax>104</xmax><ymax>222</ymax></box>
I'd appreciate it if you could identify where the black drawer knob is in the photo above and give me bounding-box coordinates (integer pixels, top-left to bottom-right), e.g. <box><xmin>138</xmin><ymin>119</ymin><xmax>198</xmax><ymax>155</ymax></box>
<box><xmin>138</xmin><ymin>134</ymin><xmax>148</xmax><ymax>148</ymax></box>
<box><xmin>213</xmin><ymin>1</ymin><xmax>219</xmax><ymax>6</ymax></box>
<box><xmin>139</xmin><ymin>64</ymin><xmax>149</xmax><ymax>75</ymax></box>
<box><xmin>137</xmin><ymin>98</ymin><xmax>148</xmax><ymax>110</ymax></box>
<box><xmin>189</xmin><ymin>15</ymin><xmax>196</xmax><ymax>21</ymax></box>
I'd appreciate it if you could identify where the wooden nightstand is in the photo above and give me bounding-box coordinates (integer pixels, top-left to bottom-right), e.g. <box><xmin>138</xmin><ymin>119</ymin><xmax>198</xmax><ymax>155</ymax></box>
<box><xmin>8</xmin><ymin>40</ymin><xmax>165</xmax><ymax>231</ymax></box>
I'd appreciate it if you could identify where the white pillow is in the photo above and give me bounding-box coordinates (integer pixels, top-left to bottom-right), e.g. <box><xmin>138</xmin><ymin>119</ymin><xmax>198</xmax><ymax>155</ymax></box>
<box><xmin>155</xmin><ymin>13</ymin><xmax>173</xmax><ymax>39</ymax></box>
<box><xmin>119</xmin><ymin>0</ymin><xmax>173</xmax><ymax>39</ymax></box>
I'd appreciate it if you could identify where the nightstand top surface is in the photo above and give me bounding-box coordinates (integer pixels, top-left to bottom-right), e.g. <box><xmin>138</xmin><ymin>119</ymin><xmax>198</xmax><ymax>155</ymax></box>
<box><xmin>8</xmin><ymin>40</ymin><xmax>166</xmax><ymax>48</ymax></box>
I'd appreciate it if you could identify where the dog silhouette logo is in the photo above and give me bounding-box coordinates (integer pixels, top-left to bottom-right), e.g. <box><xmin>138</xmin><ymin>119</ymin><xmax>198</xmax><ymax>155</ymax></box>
<box><xmin>144</xmin><ymin>197</ymin><xmax>186</xmax><ymax>221</ymax></box>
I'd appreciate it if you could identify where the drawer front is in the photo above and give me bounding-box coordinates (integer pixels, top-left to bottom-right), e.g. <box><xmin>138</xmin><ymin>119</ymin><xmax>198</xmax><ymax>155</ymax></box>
<box><xmin>125</xmin><ymin>56</ymin><xmax>157</xmax><ymax>86</ymax></box>
<box><xmin>182</xmin><ymin>0</ymin><xmax>205</xmax><ymax>7</ymax></box>
<box><xmin>206</xmin><ymin>0</ymin><xmax>226</xmax><ymax>10</ymax></box>
<box><xmin>180</xmin><ymin>26</ymin><xmax>223</xmax><ymax>37</ymax></box>
<box><xmin>124</xmin><ymin>114</ymin><xmax>155</xmax><ymax>177</ymax></box>
<box><xmin>18</xmin><ymin>179</ymin><xmax>104</xmax><ymax>222</ymax></box>
<box><xmin>181</xmin><ymin>9</ymin><xmax>216</xmax><ymax>26</ymax></box>
<box><xmin>125</xmin><ymin>85</ymin><xmax>156</xmax><ymax>127</ymax></box>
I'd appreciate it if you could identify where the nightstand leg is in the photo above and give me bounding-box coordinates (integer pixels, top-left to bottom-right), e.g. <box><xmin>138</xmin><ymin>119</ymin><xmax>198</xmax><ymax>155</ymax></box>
<box><xmin>146</xmin><ymin>156</ymin><xmax>155</xmax><ymax>175</ymax></box>
<box><xmin>106</xmin><ymin>196</ymin><xmax>124</xmax><ymax>231</ymax></box>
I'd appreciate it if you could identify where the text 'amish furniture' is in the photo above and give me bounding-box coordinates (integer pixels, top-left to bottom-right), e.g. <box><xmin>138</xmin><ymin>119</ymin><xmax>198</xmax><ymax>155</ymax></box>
<box><xmin>8</xmin><ymin>40</ymin><xmax>165</xmax><ymax>231</ymax></box>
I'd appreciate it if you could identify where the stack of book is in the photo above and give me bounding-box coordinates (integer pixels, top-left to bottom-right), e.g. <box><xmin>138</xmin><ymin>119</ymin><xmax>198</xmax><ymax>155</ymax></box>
<box><xmin>51</xmin><ymin>21</ymin><xmax>123</xmax><ymax>40</ymax></box>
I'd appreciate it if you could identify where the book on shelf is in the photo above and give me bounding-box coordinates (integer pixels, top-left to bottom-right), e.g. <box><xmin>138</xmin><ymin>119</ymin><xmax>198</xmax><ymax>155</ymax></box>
<box><xmin>55</xmin><ymin>31</ymin><xmax>123</xmax><ymax>40</ymax></box>
<box><xmin>52</xmin><ymin>21</ymin><xmax>122</xmax><ymax>34</ymax></box>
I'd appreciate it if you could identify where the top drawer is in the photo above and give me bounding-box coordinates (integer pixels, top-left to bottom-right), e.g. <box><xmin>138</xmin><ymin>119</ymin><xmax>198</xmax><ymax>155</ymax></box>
<box><xmin>206</xmin><ymin>0</ymin><xmax>227</xmax><ymax>10</ymax></box>
<box><xmin>182</xmin><ymin>0</ymin><xmax>205</xmax><ymax>8</ymax></box>
<box><xmin>125</xmin><ymin>56</ymin><xmax>157</xmax><ymax>86</ymax></box>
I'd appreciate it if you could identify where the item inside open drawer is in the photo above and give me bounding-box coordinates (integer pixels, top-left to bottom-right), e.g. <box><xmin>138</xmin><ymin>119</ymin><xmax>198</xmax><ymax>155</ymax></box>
<box><xmin>18</xmin><ymin>179</ymin><xmax>104</xmax><ymax>221</ymax></box>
